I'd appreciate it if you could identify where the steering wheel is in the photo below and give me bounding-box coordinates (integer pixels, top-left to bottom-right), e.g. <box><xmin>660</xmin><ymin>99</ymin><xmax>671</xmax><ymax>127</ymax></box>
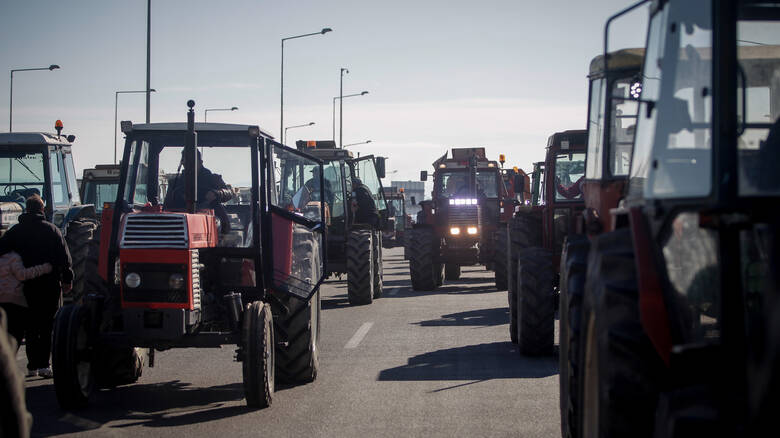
<box><xmin>7</xmin><ymin>188</ymin><xmax>30</xmax><ymax>203</ymax></box>
<box><xmin>4</xmin><ymin>184</ymin><xmax>28</xmax><ymax>195</ymax></box>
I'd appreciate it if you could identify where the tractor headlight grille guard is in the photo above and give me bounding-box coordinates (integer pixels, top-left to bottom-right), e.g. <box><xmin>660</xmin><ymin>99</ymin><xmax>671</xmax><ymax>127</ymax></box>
<box><xmin>121</xmin><ymin>214</ymin><xmax>188</xmax><ymax>248</ymax></box>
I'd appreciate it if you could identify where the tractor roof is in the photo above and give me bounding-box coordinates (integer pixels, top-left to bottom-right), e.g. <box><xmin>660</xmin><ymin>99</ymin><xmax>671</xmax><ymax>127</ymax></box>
<box><xmin>547</xmin><ymin>130</ymin><xmax>587</xmax><ymax>151</ymax></box>
<box><xmin>126</xmin><ymin>122</ymin><xmax>274</xmax><ymax>139</ymax></box>
<box><xmin>589</xmin><ymin>48</ymin><xmax>645</xmax><ymax>77</ymax></box>
<box><xmin>0</xmin><ymin>132</ymin><xmax>72</xmax><ymax>147</ymax></box>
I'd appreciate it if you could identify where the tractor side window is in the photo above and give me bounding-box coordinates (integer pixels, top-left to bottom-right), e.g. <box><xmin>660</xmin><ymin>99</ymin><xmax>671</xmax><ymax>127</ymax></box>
<box><xmin>586</xmin><ymin>77</ymin><xmax>606</xmax><ymax>179</ymax></box>
<box><xmin>355</xmin><ymin>158</ymin><xmax>387</xmax><ymax>212</ymax></box>
<box><xmin>123</xmin><ymin>140</ymin><xmax>149</xmax><ymax>206</ymax></box>
<box><xmin>610</xmin><ymin>77</ymin><xmax>640</xmax><ymax>176</ymax></box>
<box><xmin>737</xmin><ymin>18</ymin><xmax>780</xmax><ymax>196</ymax></box>
<box><xmin>324</xmin><ymin>161</ymin><xmax>344</xmax><ymax>220</ymax></box>
<box><xmin>632</xmin><ymin>1</ymin><xmax>713</xmax><ymax>200</ymax></box>
<box><xmin>554</xmin><ymin>153</ymin><xmax>586</xmax><ymax>202</ymax></box>
<box><xmin>62</xmin><ymin>152</ymin><xmax>80</xmax><ymax>204</ymax></box>
<box><xmin>48</xmin><ymin>150</ymin><xmax>69</xmax><ymax>206</ymax></box>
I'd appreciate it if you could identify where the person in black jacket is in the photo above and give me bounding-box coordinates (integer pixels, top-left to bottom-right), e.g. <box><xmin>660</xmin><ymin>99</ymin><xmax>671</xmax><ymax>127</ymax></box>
<box><xmin>350</xmin><ymin>177</ymin><xmax>378</xmax><ymax>227</ymax></box>
<box><xmin>0</xmin><ymin>194</ymin><xmax>72</xmax><ymax>378</ymax></box>
<box><xmin>164</xmin><ymin>150</ymin><xmax>234</xmax><ymax>233</ymax></box>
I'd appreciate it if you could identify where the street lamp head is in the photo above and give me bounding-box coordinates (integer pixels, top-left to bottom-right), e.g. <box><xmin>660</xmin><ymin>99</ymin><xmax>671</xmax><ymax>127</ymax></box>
<box><xmin>150</xmin><ymin>88</ymin><xmax>157</xmax><ymax>92</ymax></box>
<box><xmin>366</xmin><ymin>140</ymin><xmax>372</xmax><ymax>143</ymax></box>
<box><xmin>231</xmin><ymin>106</ymin><xmax>238</xmax><ymax>111</ymax></box>
<box><xmin>321</xmin><ymin>27</ymin><xmax>333</xmax><ymax>34</ymax></box>
<box><xmin>49</xmin><ymin>64</ymin><xmax>60</xmax><ymax>70</ymax></box>
<box><xmin>308</xmin><ymin>122</ymin><xmax>315</xmax><ymax>126</ymax></box>
<box><xmin>361</xmin><ymin>91</ymin><xmax>369</xmax><ymax>95</ymax></box>
<box><xmin>341</xmin><ymin>68</ymin><xmax>349</xmax><ymax>75</ymax></box>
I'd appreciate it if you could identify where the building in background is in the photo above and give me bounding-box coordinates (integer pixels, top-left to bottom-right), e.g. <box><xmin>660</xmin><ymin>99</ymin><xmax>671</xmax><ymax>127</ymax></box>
<box><xmin>391</xmin><ymin>180</ymin><xmax>425</xmax><ymax>220</ymax></box>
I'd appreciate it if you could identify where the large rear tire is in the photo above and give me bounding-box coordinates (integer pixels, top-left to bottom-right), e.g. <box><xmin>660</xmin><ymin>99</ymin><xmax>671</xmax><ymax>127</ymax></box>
<box><xmin>444</xmin><ymin>264</ymin><xmax>461</xmax><ymax>280</ymax></box>
<box><xmin>372</xmin><ymin>232</ymin><xmax>383</xmax><ymax>298</ymax></box>
<box><xmin>559</xmin><ymin>235</ymin><xmax>589</xmax><ymax>438</ymax></box>
<box><xmin>52</xmin><ymin>304</ymin><xmax>95</xmax><ymax>410</ymax></box>
<box><xmin>409</xmin><ymin>228</ymin><xmax>439</xmax><ymax>291</ymax></box>
<box><xmin>243</xmin><ymin>301</ymin><xmax>274</xmax><ymax>409</ymax></box>
<box><xmin>494</xmin><ymin>226</ymin><xmax>508</xmax><ymax>290</ymax></box>
<box><xmin>65</xmin><ymin>218</ymin><xmax>99</xmax><ymax>304</ymax></box>
<box><xmin>579</xmin><ymin>229</ymin><xmax>663</xmax><ymax>438</ymax></box>
<box><xmin>347</xmin><ymin>230</ymin><xmax>374</xmax><ymax>305</ymax></box>
<box><xmin>273</xmin><ymin>289</ymin><xmax>320</xmax><ymax>384</ymax></box>
<box><xmin>516</xmin><ymin>246</ymin><xmax>554</xmax><ymax>356</ymax></box>
<box><xmin>508</xmin><ymin>212</ymin><xmax>542</xmax><ymax>343</ymax></box>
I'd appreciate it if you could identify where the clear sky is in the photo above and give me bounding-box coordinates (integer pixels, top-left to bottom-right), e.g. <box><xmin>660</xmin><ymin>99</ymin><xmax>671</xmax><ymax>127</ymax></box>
<box><xmin>0</xmin><ymin>0</ymin><xmax>647</xmax><ymax>190</ymax></box>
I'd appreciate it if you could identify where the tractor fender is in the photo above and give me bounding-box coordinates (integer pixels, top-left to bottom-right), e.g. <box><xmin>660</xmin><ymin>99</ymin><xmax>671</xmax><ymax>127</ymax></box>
<box><xmin>56</xmin><ymin>204</ymin><xmax>98</xmax><ymax>233</ymax></box>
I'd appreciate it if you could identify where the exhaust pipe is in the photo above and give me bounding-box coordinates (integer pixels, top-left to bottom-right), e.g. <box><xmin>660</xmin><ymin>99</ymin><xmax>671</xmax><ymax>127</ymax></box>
<box><xmin>184</xmin><ymin>100</ymin><xmax>198</xmax><ymax>214</ymax></box>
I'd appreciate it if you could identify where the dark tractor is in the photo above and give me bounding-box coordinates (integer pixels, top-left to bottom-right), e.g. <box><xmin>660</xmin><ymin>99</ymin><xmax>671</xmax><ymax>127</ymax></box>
<box><xmin>557</xmin><ymin>46</ymin><xmax>644</xmax><ymax>438</ymax></box>
<box><xmin>294</xmin><ymin>140</ymin><xmax>389</xmax><ymax>306</ymax></box>
<box><xmin>408</xmin><ymin>147</ymin><xmax>503</xmax><ymax>289</ymax></box>
<box><xmin>0</xmin><ymin>122</ymin><xmax>99</xmax><ymax>303</ymax></box>
<box><xmin>506</xmin><ymin>131</ymin><xmax>586</xmax><ymax>355</ymax></box>
<box><xmin>382</xmin><ymin>186</ymin><xmax>409</xmax><ymax>249</ymax></box>
<box><xmin>573</xmin><ymin>1</ymin><xmax>780</xmax><ymax>436</ymax></box>
<box><xmin>51</xmin><ymin>101</ymin><xmax>326</xmax><ymax>410</ymax></box>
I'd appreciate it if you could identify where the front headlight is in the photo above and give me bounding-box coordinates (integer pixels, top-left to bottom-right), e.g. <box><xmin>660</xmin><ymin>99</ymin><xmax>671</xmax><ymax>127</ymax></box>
<box><xmin>169</xmin><ymin>273</ymin><xmax>185</xmax><ymax>290</ymax></box>
<box><xmin>125</xmin><ymin>272</ymin><xmax>141</xmax><ymax>288</ymax></box>
<box><xmin>467</xmin><ymin>226</ymin><xmax>478</xmax><ymax>235</ymax></box>
<box><xmin>450</xmin><ymin>227</ymin><xmax>461</xmax><ymax>235</ymax></box>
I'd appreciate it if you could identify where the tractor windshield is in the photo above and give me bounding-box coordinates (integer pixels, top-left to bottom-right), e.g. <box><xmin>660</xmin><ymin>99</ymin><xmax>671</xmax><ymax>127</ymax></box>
<box><xmin>0</xmin><ymin>151</ymin><xmax>45</xmax><ymax>204</ymax></box>
<box><xmin>352</xmin><ymin>157</ymin><xmax>387</xmax><ymax>213</ymax></box>
<box><xmin>82</xmin><ymin>180</ymin><xmax>119</xmax><ymax>212</ymax></box>
<box><xmin>554</xmin><ymin>153</ymin><xmax>586</xmax><ymax>201</ymax></box>
<box><xmin>277</xmin><ymin>149</ymin><xmax>326</xmax><ymax>223</ymax></box>
<box><xmin>436</xmin><ymin>169</ymin><xmax>498</xmax><ymax>198</ymax></box>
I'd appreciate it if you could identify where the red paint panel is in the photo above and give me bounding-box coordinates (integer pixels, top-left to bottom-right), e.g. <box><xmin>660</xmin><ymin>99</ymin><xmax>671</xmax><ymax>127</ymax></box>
<box><xmin>629</xmin><ymin>207</ymin><xmax>672</xmax><ymax>366</ymax></box>
<box><xmin>272</xmin><ymin>211</ymin><xmax>293</xmax><ymax>284</ymax></box>
<box><xmin>98</xmin><ymin>208</ymin><xmax>115</xmax><ymax>282</ymax></box>
<box><xmin>186</xmin><ymin>211</ymin><xmax>218</xmax><ymax>248</ymax></box>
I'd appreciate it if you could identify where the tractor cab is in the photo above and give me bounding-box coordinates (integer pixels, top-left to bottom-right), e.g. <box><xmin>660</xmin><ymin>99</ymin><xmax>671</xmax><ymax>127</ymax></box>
<box><xmin>80</xmin><ymin>164</ymin><xmax>121</xmax><ymax>218</ymax></box>
<box><xmin>381</xmin><ymin>186</ymin><xmax>408</xmax><ymax>248</ymax></box>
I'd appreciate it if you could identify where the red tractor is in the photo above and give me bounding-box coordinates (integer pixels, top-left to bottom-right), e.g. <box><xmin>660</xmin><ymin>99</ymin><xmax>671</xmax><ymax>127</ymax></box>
<box><xmin>52</xmin><ymin>101</ymin><xmax>326</xmax><ymax>409</ymax></box>
<box><xmin>569</xmin><ymin>0</ymin><xmax>780</xmax><ymax>436</ymax></box>
<box><xmin>506</xmin><ymin>131</ymin><xmax>587</xmax><ymax>355</ymax></box>
<box><xmin>494</xmin><ymin>163</ymin><xmax>531</xmax><ymax>290</ymax></box>
<box><xmin>408</xmin><ymin>148</ymin><xmax>504</xmax><ymax>289</ymax></box>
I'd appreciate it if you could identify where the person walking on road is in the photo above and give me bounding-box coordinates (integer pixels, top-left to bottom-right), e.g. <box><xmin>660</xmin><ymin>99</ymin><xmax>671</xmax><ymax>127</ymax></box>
<box><xmin>0</xmin><ymin>195</ymin><xmax>72</xmax><ymax>378</ymax></box>
<box><xmin>0</xmin><ymin>247</ymin><xmax>52</xmax><ymax>349</ymax></box>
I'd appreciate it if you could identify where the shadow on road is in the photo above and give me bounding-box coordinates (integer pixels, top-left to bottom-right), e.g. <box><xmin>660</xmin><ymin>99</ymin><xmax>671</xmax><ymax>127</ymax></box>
<box><xmin>377</xmin><ymin>342</ymin><xmax>558</xmax><ymax>383</ymax></box>
<box><xmin>414</xmin><ymin>307</ymin><xmax>508</xmax><ymax>327</ymax></box>
<box><xmin>321</xmin><ymin>294</ymin><xmax>351</xmax><ymax>309</ymax></box>
<box><xmin>27</xmin><ymin>380</ymin><xmax>250</xmax><ymax>436</ymax></box>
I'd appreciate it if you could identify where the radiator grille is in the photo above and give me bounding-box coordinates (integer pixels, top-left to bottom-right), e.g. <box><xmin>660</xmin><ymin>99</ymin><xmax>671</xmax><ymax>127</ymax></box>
<box><xmin>121</xmin><ymin>214</ymin><xmax>188</xmax><ymax>248</ymax></box>
<box><xmin>448</xmin><ymin>205</ymin><xmax>479</xmax><ymax>226</ymax></box>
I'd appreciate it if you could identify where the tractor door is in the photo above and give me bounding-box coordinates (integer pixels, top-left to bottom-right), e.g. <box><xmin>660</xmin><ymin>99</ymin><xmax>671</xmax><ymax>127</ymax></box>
<box><xmin>349</xmin><ymin>155</ymin><xmax>389</xmax><ymax>229</ymax></box>
<box><xmin>266</xmin><ymin>141</ymin><xmax>326</xmax><ymax>301</ymax></box>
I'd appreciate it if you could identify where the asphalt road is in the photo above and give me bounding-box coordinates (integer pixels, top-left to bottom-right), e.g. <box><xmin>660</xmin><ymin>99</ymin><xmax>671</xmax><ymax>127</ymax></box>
<box><xmin>20</xmin><ymin>247</ymin><xmax>560</xmax><ymax>437</ymax></box>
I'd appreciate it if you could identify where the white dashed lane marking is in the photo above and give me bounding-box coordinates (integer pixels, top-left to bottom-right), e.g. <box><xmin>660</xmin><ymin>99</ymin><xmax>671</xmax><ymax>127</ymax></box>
<box><xmin>345</xmin><ymin>322</ymin><xmax>374</xmax><ymax>349</ymax></box>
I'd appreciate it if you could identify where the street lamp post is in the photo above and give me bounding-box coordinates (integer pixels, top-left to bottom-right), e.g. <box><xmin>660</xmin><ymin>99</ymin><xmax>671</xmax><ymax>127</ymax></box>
<box><xmin>9</xmin><ymin>64</ymin><xmax>60</xmax><ymax>132</ymax></box>
<box><xmin>115</xmin><ymin>89</ymin><xmax>156</xmax><ymax>164</ymax></box>
<box><xmin>343</xmin><ymin>140</ymin><xmax>372</xmax><ymax>147</ymax></box>
<box><xmin>284</xmin><ymin>121</ymin><xmax>315</xmax><ymax>145</ymax></box>
<box><xmin>332</xmin><ymin>91</ymin><xmax>368</xmax><ymax>141</ymax></box>
<box><xmin>146</xmin><ymin>0</ymin><xmax>151</xmax><ymax>123</ymax></box>
<box><xmin>204</xmin><ymin>106</ymin><xmax>238</xmax><ymax>122</ymax></box>
<box><xmin>280</xmin><ymin>28</ymin><xmax>332</xmax><ymax>141</ymax></box>
<box><xmin>339</xmin><ymin>68</ymin><xmax>348</xmax><ymax>148</ymax></box>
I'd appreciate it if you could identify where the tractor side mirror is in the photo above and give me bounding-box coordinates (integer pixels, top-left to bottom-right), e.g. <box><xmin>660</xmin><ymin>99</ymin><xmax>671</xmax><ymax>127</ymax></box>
<box><xmin>514</xmin><ymin>175</ymin><xmax>525</xmax><ymax>193</ymax></box>
<box><xmin>420</xmin><ymin>171</ymin><xmax>427</xmax><ymax>181</ymax></box>
<box><xmin>411</xmin><ymin>196</ymin><xmax>417</xmax><ymax>205</ymax></box>
<box><xmin>375</xmin><ymin>157</ymin><xmax>386</xmax><ymax>179</ymax></box>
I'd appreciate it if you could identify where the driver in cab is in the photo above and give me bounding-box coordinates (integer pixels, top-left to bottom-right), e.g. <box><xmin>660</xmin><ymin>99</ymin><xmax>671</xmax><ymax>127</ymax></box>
<box><xmin>164</xmin><ymin>149</ymin><xmax>233</xmax><ymax>233</ymax></box>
